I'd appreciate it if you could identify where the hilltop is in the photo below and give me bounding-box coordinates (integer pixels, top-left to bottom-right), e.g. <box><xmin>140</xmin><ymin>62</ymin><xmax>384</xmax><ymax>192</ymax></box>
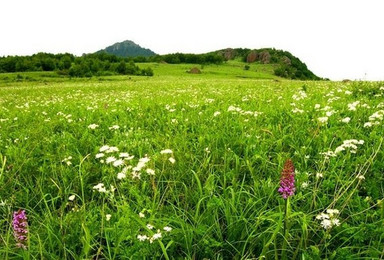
<box><xmin>96</xmin><ymin>40</ymin><xmax>156</xmax><ymax>57</ymax></box>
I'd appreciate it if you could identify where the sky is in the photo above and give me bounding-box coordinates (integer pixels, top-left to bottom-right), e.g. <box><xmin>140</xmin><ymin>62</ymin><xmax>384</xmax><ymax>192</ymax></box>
<box><xmin>1</xmin><ymin>0</ymin><xmax>383</xmax><ymax>81</ymax></box>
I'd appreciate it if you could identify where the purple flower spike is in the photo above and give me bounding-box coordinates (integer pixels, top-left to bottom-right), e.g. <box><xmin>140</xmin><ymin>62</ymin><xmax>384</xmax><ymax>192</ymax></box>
<box><xmin>278</xmin><ymin>159</ymin><xmax>296</xmax><ymax>199</ymax></box>
<box><xmin>12</xmin><ymin>209</ymin><xmax>28</xmax><ymax>249</ymax></box>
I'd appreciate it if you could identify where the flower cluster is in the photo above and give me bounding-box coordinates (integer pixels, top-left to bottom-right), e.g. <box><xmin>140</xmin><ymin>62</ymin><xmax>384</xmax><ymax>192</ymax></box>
<box><xmin>320</xmin><ymin>139</ymin><xmax>364</xmax><ymax>159</ymax></box>
<box><xmin>61</xmin><ymin>156</ymin><xmax>72</xmax><ymax>166</ymax></box>
<box><xmin>364</xmin><ymin>110</ymin><xmax>384</xmax><ymax>128</ymax></box>
<box><xmin>316</xmin><ymin>209</ymin><xmax>340</xmax><ymax>229</ymax></box>
<box><xmin>12</xmin><ymin>209</ymin><xmax>28</xmax><ymax>249</ymax></box>
<box><xmin>278</xmin><ymin>159</ymin><xmax>296</xmax><ymax>199</ymax></box>
<box><xmin>292</xmin><ymin>90</ymin><xmax>307</xmax><ymax>101</ymax></box>
<box><xmin>137</xmin><ymin>223</ymin><xmax>172</xmax><ymax>243</ymax></box>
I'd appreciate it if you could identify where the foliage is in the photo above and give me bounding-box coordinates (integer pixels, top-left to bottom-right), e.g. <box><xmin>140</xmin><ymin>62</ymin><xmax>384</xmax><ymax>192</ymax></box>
<box><xmin>0</xmin><ymin>52</ymin><xmax>153</xmax><ymax>77</ymax></box>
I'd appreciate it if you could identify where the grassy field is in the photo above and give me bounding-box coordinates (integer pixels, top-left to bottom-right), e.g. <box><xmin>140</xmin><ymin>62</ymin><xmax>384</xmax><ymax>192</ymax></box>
<box><xmin>0</xmin><ymin>65</ymin><xmax>383</xmax><ymax>259</ymax></box>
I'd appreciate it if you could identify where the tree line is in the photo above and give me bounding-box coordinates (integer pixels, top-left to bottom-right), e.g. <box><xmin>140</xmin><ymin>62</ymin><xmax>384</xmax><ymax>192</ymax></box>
<box><xmin>0</xmin><ymin>52</ymin><xmax>154</xmax><ymax>77</ymax></box>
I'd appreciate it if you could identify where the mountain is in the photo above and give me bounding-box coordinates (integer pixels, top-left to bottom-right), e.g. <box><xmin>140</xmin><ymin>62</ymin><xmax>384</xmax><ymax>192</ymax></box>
<box><xmin>97</xmin><ymin>40</ymin><xmax>156</xmax><ymax>57</ymax></box>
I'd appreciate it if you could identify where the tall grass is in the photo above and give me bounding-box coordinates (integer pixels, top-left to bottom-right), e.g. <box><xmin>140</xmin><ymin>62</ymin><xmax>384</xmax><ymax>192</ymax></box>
<box><xmin>0</xmin><ymin>75</ymin><xmax>383</xmax><ymax>259</ymax></box>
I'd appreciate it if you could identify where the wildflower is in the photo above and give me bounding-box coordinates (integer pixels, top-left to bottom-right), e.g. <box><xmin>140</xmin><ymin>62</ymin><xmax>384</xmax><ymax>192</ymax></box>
<box><xmin>341</xmin><ymin>117</ymin><xmax>351</xmax><ymax>123</ymax></box>
<box><xmin>139</xmin><ymin>212</ymin><xmax>145</xmax><ymax>218</ymax></box>
<box><xmin>213</xmin><ymin>111</ymin><xmax>221</xmax><ymax>117</ymax></box>
<box><xmin>149</xmin><ymin>230</ymin><xmax>162</xmax><ymax>243</ymax></box>
<box><xmin>163</xmin><ymin>226</ymin><xmax>172</xmax><ymax>232</ymax></box>
<box><xmin>131</xmin><ymin>171</ymin><xmax>141</xmax><ymax>179</ymax></box>
<box><xmin>168</xmin><ymin>157</ymin><xmax>176</xmax><ymax>164</ymax></box>
<box><xmin>146</xmin><ymin>224</ymin><xmax>154</xmax><ymax>230</ymax></box>
<box><xmin>318</xmin><ymin>117</ymin><xmax>328</xmax><ymax>124</ymax></box>
<box><xmin>113</xmin><ymin>159</ymin><xmax>124</xmax><ymax>167</ymax></box>
<box><xmin>62</xmin><ymin>156</ymin><xmax>72</xmax><ymax>166</ymax></box>
<box><xmin>278</xmin><ymin>159</ymin><xmax>296</xmax><ymax>199</ymax></box>
<box><xmin>316</xmin><ymin>172</ymin><xmax>324</xmax><ymax>179</ymax></box>
<box><xmin>99</xmin><ymin>145</ymin><xmax>110</xmax><ymax>152</ymax></box>
<box><xmin>121</xmin><ymin>153</ymin><xmax>134</xmax><ymax>160</ymax></box>
<box><xmin>146</xmin><ymin>168</ymin><xmax>155</xmax><ymax>175</ymax></box>
<box><xmin>160</xmin><ymin>149</ymin><xmax>173</xmax><ymax>154</ymax></box>
<box><xmin>292</xmin><ymin>108</ymin><xmax>304</xmax><ymax>114</ymax></box>
<box><xmin>316</xmin><ymin>208</ymin><xmax>341</xmax><ymax>229</ymax></box>
<box><xmin>137</xmin><ymin>234</ymin><xmax>149</xmax><ymax>241</ymax></box>
<box><xmin>106</xmin><ymin>156</ymin><xmax>117</xmax><ymax>164</ymax></box>
<box><xmin>95</xmin><ymin>153</ymin><xmax>104</xmax><ymax>159</ymax></box>
<box><xmin>68</xmin><ymin>195</ymin><xmax>76</xmax><ymax>201</ymax></box>
<box><xmin>357</xmin><ymin>174</ymin><xmax>365</xmax><ymax>180</ymax></box>
<box><xmin>348</xmin><ymin>101</ymin><xmax>360</xmax><ymax>111</ymax></box>
<box><xmin>301</xmin><ymin>182</ymin><xmax>309</xmax><ymax>189</ymax></box>
<box><xmin>109</xmin><ymin>125</ymin><xmax>120</xmax><ymax>130</ymax></box>
<box><xmin>88</xmin><ymin>124</ymin><xmax>99</xmax><ymax>129</ymax></box>
<box><xmin>117</xmin><ymin>172</ymin><xmax>126</xmax><ymax>180</ymax></box>
<box><xmin>12</xmin><ymin>209</ymin><xmax>28</xmax><ymax>249</ymax></box>
<box><xmin>105</xmin><ymin>146</ymin><xmax>119</xmax><ymax>153</ymax></box>
<box><xmin>105</xmin><ymin>214</ymin><xmax>112</xmax><ymax>221</ymax></box>
<box><xmin>93</xmin><ymin>183</ymin><xmax>107</xmax><ymax>193</ymax></box>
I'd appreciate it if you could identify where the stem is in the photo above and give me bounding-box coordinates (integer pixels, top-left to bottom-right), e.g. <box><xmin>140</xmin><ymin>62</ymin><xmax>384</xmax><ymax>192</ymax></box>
<box><xmin>281</xmin><ymin>198</ymin><xmax>289</xmax><ymax>260</ymax></box>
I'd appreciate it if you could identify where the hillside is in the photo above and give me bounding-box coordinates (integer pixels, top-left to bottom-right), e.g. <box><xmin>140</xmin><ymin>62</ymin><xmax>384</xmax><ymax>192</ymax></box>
<box><xmin>214</xmin><ymin>48</ymin><xmax>321</xmax><ymax>80</ymax></box>
<box><xmin>97</xmin><ymin>40</ymin><xmax>156</xmax><ymax>57</ymax></box>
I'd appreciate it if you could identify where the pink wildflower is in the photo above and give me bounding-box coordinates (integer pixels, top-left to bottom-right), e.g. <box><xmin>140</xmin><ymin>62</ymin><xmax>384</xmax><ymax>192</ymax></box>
<box><xmin>278</xmin><ymin>159</ymin><xmax>296</xmax><ymax>199</ymax></box>
<box><xmin>12</xmin><ymin>209</ymin><xmax>28</xmax><ymax>249</ymax></box>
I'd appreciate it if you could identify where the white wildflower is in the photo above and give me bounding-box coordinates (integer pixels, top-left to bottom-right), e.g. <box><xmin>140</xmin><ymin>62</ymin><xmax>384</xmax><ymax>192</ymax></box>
<box><xmin>99</xmin><ymin>145</ymin><xmax>110</xmax><ymax>152</ymax></box>
<box><xmin>95</xmin><ymin>153</ymin><xmax>105</xmax><ymax>159</ymax></box>
<box><xmin>146</xmin><ymin>168</ymin><xmax>155</xmax><ymax>175</ymax></box>
<box><xmin>213</xmin><ymin>111</ymin><xmax>221</xmax><ymax>117</ymax></box>
<box><xmin>117</xmin><ymin>172</ymin><xmax>126</xmax><ymax>180</ymax></box>
<box><xmin>113</xmin><ymin>159</ymin><xmax>124</xmax><ymax>167</ymax></box>
<box><xmin>137</xmin><ymin>234</ymin><xmax>149</xmax><ymax>241</ymax></box>
<box><xmin>146</xmin><ymin>224</ymin><xmax>154</xmax><ymax>230</ymax></box>
<box><xmin>357</xmin><ymin>175</ymin><xmax>365</xmax><ymax>180</ymax></box>
<box><xmin>131</xmin><ymin>171</ymin><xmax>141</xmax><ymax>179</ymax></box>
<box><xmin>321</xmin><ymin>219</ymin><xmax>332</xmax><ymax>229</ymax></box>
<box><xmin>139</xmin><ymin>212</ymin><xmax>145</xmax><ymax>218</ymax></box>
<box><xmin>106</xmin><ymin>156</ymin><xmax>117</xmax><ymax>164</ymax></box>
<box><xmin>292</xmin><ymin>108</ymin><xmax>304</xmax><ymax>114</ymax></box>
<box><xmin>106</xmin><ymin>146</ymin><xmax>119</xmax><ymax>153</ymax></box>
<box><xmin>68</xmin><ymin>195</ymin><xmax>76</xmax><ymax>201</ymax></box>
<box><xmin>93</xmin><ymin>183</ymin><xmax>107</xmax><ymax>193</ymax></box>
<box><xmin>88</xmin><ymin>124</ymin><xmax>99</xmax><ymax>129</ymax></box>
<box><xmin>341</xmin><ymin>117</ymin><xmax>351</xmax><ymax>123</ymax></box>
<box><xmin>163</xmin><ymin>226</ymin><xmax>172</xmax><ymax>232</ymax></box>
<box><xmin>106</xmin><ymin>214</ymin><xmax>112</xmax><ymax>221</ymax></box>
<box><xmin>150</xmin><ymin>230</ymin><xmax>162</xmax><ymax>243</ymax></box>
<box><xmin>160</xmin><ymin>149</ymin><xmax>173</xmax><ymax>154</ymax></box>
<box><xmin>109</xmin><ymin>125</ymin><xmax>120</xmax><ymax>130</ymax></box>
<box><xmin>318</xmin><ymin>117</ymin><xmax>328</xmax><ymax>124</ymax></box>
<box><xmin>169</xmin><ymin>157</ymin><xmax>176</xmax><ymax>164</ymax></box>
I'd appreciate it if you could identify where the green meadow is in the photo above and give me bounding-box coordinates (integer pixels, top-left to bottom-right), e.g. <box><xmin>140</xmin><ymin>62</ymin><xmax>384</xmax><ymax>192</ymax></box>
<box><xmin>0</xmin><ymin>63</ymin><xmax>383</xmax><ymax>259</ymax></box>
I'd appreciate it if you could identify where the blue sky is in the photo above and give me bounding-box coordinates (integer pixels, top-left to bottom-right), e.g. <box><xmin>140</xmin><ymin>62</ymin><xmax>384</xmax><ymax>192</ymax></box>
<box><xmin>1</xmin><ymin>0</ymin><xmax>383</xmax><ymax>80</ymax></box>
